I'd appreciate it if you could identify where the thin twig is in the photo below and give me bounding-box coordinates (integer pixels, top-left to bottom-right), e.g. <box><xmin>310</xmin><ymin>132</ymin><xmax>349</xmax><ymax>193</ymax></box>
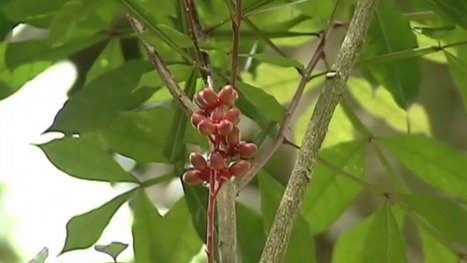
<box><xmin>228</xmin><ymin>0</ymin><xmax>243</xmax><ymax>88</ymax></box>
<box><xmin>183</xmin><ymin>0</ymin><xmax>212</xmax><ymax>86</ymax></box>
<box><xmin>127</xmin><ymin>16</ymin><xmax>198</xmax><ymax>115</ymax></box>
<box><xmin>258</xmin><ymin>0</ymin><xmax>380</xmax><ymax>261</ymax></box>
<box><xmin>236</xmin><ymin>6</ymin><xmax>343</xmax><ymax>192</ymax></box>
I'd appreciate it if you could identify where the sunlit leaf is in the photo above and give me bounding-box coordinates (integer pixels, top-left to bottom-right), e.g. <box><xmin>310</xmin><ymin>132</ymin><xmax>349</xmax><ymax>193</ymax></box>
<box><xmin>348</xmin><ymin>77</ymin><xmax>431</xmax><ymax>135</ymax></box>
<box><xmin>86</xmin><ymin>38</ymin><xmax>125</xmax><ymax>83</ymax></box>
<box><xmin>39</xmin><ymin>136</ymin><xmax>138</xmax><ymax>183</ymax></box>
<box><xmin>48</xmin><ymin>60</ymin><xmax>154</xmax><ymax>134</ymax></box>
<box><xmin>404</xmin><ymin>194</ymin><xmax>467</xmax><ymax>247</ymax></box>
<box><xmin>418</xmin><ymin>225</ymin><xmax>458</xmax><ymax>263</ymax></box>
<box><xmin>132</xmin><ymin>191</ymin><xmax>202</xmax><ymax>263</ymax></box>
<box><xmin>259</xmin><ymin>172</ymin><xmax>316</xmax><ymax>263</ymax></box>
<box><xmin>302</xmin><ymin>140</ymin><xmax>366</xmax><ymax>234</ymax></box>
<box><xmin>61</xmin><ymin>189</ymin><xmax>135</xmax><ymax>253</ymax></box>
<box><xmin>236</xmin><ymin>81</ymin><xmax>285</xmax><ymax>123</ymax></box>
<box><xmin>94</xmin><ymin>241</ymin><xmax>128</xmax><ymax>261</ymax></box>
<box><xmin>295</xmin><ymin>102</ymin><xmax>354</xmax><ymax>149</ymax></box>
<box><xmin>380</xmin><ymin>135</ymin><xmax>467</xmax><ymax>200</ymax></box>
<box><xmin>360</xmin><ymin>0</ymin><xmax>421</xmax><ymax>109</ymax></box>
<box><xmin>332</xmin><ymin>205</ymin><xmax>405</xmax><ymax>263</ymax></box>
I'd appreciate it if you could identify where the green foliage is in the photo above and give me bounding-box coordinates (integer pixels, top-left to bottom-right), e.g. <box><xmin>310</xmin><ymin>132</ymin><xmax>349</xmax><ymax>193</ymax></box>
<box><xmin>3</xmin><ymin>0</ymin><xmax>467</xmax><ymax>262</ymax></box>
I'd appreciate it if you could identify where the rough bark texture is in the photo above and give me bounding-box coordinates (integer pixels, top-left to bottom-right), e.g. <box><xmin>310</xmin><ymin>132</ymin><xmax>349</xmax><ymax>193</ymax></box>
<box><xmin>258</xmin><ymin>0</ymin><xmax>381</xmax><ymax>262</ymax></box>
<box><xmin>216</xmin><ymin>181</ymin><xmax>238</xmax><ymax>263</ymax></box>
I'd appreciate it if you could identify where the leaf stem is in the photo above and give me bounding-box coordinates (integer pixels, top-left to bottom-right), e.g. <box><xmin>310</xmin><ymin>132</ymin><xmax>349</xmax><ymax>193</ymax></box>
<box><xmin>257</xmin><ymin>0</ymin><xmax>380</xmax><ymax>261</ymax></box>
<box><xmin>236</xmin><ymin>2</ymin><xmax>343</xmax><ymax>192</ymax></box>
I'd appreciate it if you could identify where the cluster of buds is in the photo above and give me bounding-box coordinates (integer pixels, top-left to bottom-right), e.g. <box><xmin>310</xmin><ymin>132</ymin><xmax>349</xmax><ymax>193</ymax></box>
<box><xmin>183</xmin><ymin>85</ymin><xmax>258</xmax><ymax>185</ymax></box>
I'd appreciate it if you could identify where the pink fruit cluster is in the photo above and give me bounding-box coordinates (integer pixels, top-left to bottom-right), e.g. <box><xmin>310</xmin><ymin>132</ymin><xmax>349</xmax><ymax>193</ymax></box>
<box><xmin>183</xmin><ymin>85</ymin><xmax>257</xmax><ymax>185</ymax></box>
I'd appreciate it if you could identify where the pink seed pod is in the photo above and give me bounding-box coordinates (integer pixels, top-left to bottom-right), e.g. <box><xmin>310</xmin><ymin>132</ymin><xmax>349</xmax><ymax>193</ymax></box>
<box><xmin>182</xmin><ymin>170</ymin><xmax>203</xmax><ymax>185</ymax></box>
<box><xmin>195</xmin><ymin>92</ymin><xmax>209</xmax><ymax>109</ymax></box>
<box><xmin>229</xmin><ymin>160</ymin><xmax>251</xmax><ymax>177</ymax></box>
<box><xmin>190</xmin><ymin>152</ymin><xmax>207</xmax><ymax>170</ymax></box>
<box><xmin>209</xmin><ymin>152</ymin><xmax>225</xmax><ymax>170</ymax></box>
<box><xmin>225</xmin><ymin>108</ymin><xmax>241</xmax><ymax>125</ymax></box>
<box><xmin>197</xmin><ymin>119</ymin><xmax>216</xmax><ymax>136</ymax></box>
<box><xmin>202</xmin><ymin>88</ymin><xmax>219</xmax><ymax>106</ymax></box>
<box><xmin>218</xmin><ymin>85</ymin><xmax>238</xmax><ymax>106</ymax></box>
<box><xmin>190</xmin><ymin>112</ymin><xmax>206</xmax><ymax>127</ymax></box>
<box><xmin>227</xmin><ymin>127</ymin><xmax>240</xmax><ymax>146</ymax></box>
<box><xmin>238</xmin><ymin>141</ymin><xmax>258</xmax><ymax>159</ymax></box>
<box><xmin>217</xmin><ymin>119</ymin><xmax>234</xmax><ymax>136</ymax></box>
<box><xmin>210</xmin><ymin>106</ymin><xmax>225</xmax><ymax>122</ymax></box>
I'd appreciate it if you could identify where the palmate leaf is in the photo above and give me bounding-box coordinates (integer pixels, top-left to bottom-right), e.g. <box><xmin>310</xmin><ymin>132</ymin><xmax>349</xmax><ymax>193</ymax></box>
<box><xmin>61</xmin><ymin>189</ymin><xmax>136</xmax><ymax>254</ymax></box>
<box><xmin>132</xmin><ymin>190</ymin><xmax>202</xmax><ymax>263</ymax></box>
<box><xmin>86</xmin><ymin>38</ymin><xmax>125</xmax><ymax>83</ymax></box>
<box><xmin>360</xmin><ymin>0</ymin><xmax>421</xmax><ymax>109</ymax></box>
<box><xmin>48</xmin><ymin>60</ymin><xmax>155</xmax><ymax>134</ymax></box>
<box><xmin>332</xmin><ymin>205</ymin><xmax>407</xmax><ymax>263</ymax></box>
<box><xmin>39</xmin><ymin>136</ymin><xmax>138</xmax><ymax>183</ymax></box>
<box><xmin>444</xmin><ymin>50</ymin><xmax>467</xmax><ymax>110</ymax></box>
<box><xmin>3</xmin><ymin>0</ymin><xmax>66</xmax><ymax>27</ymax></box>
<box><xmin>404</xmin><ymin>193</ymin><xmax>467</xmax><ymax>248</ymax></box>
<box><xmin>380</xmin><ymin>135</ymin><xmax>467</xmax><ymax>200</ymax></box>
<box><xmin>302</xmin><ymin>140</ymin><xmax>366</xmax><ymax>234</ymax></box>
<box><xmin>259</xmin><ymin>172</ymin><xmax>316</xmax><ymax>263</ymax></box>
<box><xmin>418</xmin><ymin>224</ymin><xmax>458</xmax><ymax>263</ymax></box>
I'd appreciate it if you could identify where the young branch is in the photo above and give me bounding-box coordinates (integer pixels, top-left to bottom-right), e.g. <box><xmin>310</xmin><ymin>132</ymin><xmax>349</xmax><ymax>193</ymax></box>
<box><xmin>258</xmin><ymin>0</ymin><xmax>380</xmax><ymax>262</ymax></box>
<box><xmin>236</xmin><ymin>18</ymin><xmax>342</xmax><ymax>193</ymax></box>
<box><xmin>127</xmin><ymin>16</ymin><xmax>198</xmax><ymax>116</ymax></box>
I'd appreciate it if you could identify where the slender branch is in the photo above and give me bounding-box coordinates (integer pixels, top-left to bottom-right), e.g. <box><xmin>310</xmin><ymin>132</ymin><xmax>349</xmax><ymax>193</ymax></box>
<box><xmin>127</xmin><ymin>16</ymin><xmax>198</xmax><ymax>115</ymax></box>
<box><xmin>228</xmin><ymin>0</ymin><xmax>243</xmax><ymax>87</ymax></box>
<box><xmin>216</xmin><ymin>181</ymin><xmax>238</xmax><ymax>263</ymax></box>
<box><xmin>258</xmin><ymin>0</ymin><xmax>380</xmax><ymax>261</ymax></box>
<box><xmin>236</xmin><ymin>7</ymin><xmax>343</xmax><ymax>192</ymax></box>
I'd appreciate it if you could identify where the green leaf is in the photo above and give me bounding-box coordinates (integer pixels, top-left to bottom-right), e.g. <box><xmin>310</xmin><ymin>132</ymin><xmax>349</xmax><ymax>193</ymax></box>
<box><xmin>48</xmin><ymin>0</ymin><xmax>120</xmax><ymax>47</ymax></box>
<box><xmin>418</xmin><ymin>225</ymin><xmax>458</xmax><ymax>263</ymax></box>
<box><xmin>3</xmin><ymin>0</ymin><xmax>66</xmax><ymax>27</ymax></box>
<box><xmin>360</xmin><ymin>0</ymin><xmax>421</xmax><ymax>108</ymax></box>
<box><xmin>433</xmin><ymin>0</ymin><xmax>467</xmax><ymax>30</ymax></box>
<box><xmin>0</xmin><ymin>0</ymin><xmax>16</xmax><ymax>41</ymax></box>
<box><xmin>348</xmin><ymin>77</ymin><xmax>431</xmax><ymax>135</ymax></box>
<box><xmin>361</xmin><ymin>204</ymin><xmax>408</xmax><ymax>263</ymax></box>
<box><xmin>302</xmin><ymin>140</ymin><xmax>366</xmax><ymax>234</ymax></box>
<box><xmin>5</xmin><ymin>36</ymin><xmax>107</xmax><ymax>69</ymax></box>
<box><xmin>28</xmin><ymin>247</ymin><xmax>48</xmax><ymax>263</ymax></box>
<box><xmin>86</xmin><ymin>38</ymin><xmax>125</xmax><ymax>83</ymax></box>
<box><xmin>332</xmin><ymin>205</ymin><xmax>406</xmax><ymax>263</ymax></box>
<box><xmin>241</xmin><ymin>63</ymin><xmax>322</xmax><ymax>104</ymax></box>
<box><xmin>404</xmin><ymin>194</ymin><xmax>467</xmax><ymax>248</ymax></box>
<box><xmin>61</xmin><ymin>189</ymin><xmax>135</xmax><ymax>253</ymax></box>
<box><xmin>0</xmin><ymin>42</ymin><xmax>54</xmax><ymax>100</ymax></box>
<box><xmin>182</xmin><ymin>183</ymin><xmax>208</xmax><ymax>241</ymax></box>
<box><xmin>94</xmin><ymin>241</ymin><xmax>128</xmax><ymax>261</ymax></box>
<box><xmin>102</xmin><ymin>108</ymin><xmax>175</xmax><ymax>163</ymax></box>
<box><xmin>39</xmin><ymin>136</ymin><xmax>138</xmax><ymax>183</ymax></box>
<box><xmin>249</xmin><ymin>54</ymin><xmax>304</xmax><ymax>70</ymax></box>
<box><xmin>236</xmin><ymin>203</ymin><xmax>266</xmax><ymax>263</ymax></box>
<box><xmin>132</xmin><ymin>191</ymin><xmax>202</xmax><ymax>263</ymax></box>
<box><xmin>259</xmin><ymin>173</ymin><xmax>316</xmax><ymax>263</ymax></box>
<box><xmin>380</xmin><ymin>135</ymin><xmax>467</xmax><ymax>200</ymax></box>
<box><xmin>236</xmin><ymin>81</ymin><xmax>285</xmax><ymax>123</ymax></box>
<box><xmin>140</xmin><ymin>24</ymin><xmax>193</xmax><ymax>49</ymax></box>
<box><xmin>444</xmin><ymin>51</ymin><xmax>467</xmax><ymax>110</ymax></box>
<box><xmin>48</xmin><ymin>61</ymin><xmax>154</xmax><ymax>134</ymax></box>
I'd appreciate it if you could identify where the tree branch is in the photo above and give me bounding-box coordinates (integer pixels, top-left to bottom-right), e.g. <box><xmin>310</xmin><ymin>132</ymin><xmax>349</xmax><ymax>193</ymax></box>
<box><xmin>127</xmin><ymin>16</ymin><xmax>198</xmax><ymax>116</ymax></box>
<box><xmin>258</xmin><ymin>0</ymin><xmax>380</xmax><ymax>262</ymax></box>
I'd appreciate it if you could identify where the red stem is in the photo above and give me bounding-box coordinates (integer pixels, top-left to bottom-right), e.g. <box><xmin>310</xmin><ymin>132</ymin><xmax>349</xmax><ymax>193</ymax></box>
<box><xmin>207</xmin><ymin>169</ymin><xmax>217</xmax><ymax>263</ymax></box>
